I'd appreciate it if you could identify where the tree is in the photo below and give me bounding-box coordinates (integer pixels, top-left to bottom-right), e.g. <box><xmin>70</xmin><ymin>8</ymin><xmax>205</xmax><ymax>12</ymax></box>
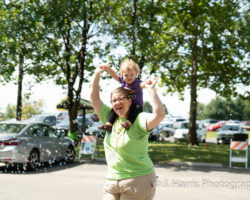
<box><xmin>0</xmin><ymin>2</ymin><xmax>15</xmax><ymax>83</ymax></box>
<box><xmin>5</xmin><ymin>104</ymin><xmax>15</xmax><ymax>119</ymax></box>
<box><xmin>1</xmin><ymin>0</ymin><xmax>45</xmax><ymax>120</ymax></box>
<box><xmin>196</xmin><ymin>102</ymin><xmax>206</xmax><ymax>120</ymax></box>
<box><xmin>143</xmin><ymin>101</ymin><xmax>152</xmax><ymax>113</ymax></box>
<box><xmin>34</xmin><ymin>0</ymin><xmax>110</xmax><ymax>140</ymax></box>
<box><xmin>197</xmin><ymin>95</ymin><xmax>250</xmax><ymax>120</ymax></box>
<box><xmin>155</xmin><ymin>0</ymin><xmax>249</xmax><ymax>145</ymax></box>
<box><xmin>102</xmin><ymin>0</ymin><xmax>163</xmax><ymax>72</ymax></box>
<box><xmin>204</xmin><ymin>96</ymin><xmax>230</xmax><ymax>120</ymax></box>
<box><xmin>5</xmin><ymin>98</ymin><xmax>44</xmax><ymax>120</ymax></box>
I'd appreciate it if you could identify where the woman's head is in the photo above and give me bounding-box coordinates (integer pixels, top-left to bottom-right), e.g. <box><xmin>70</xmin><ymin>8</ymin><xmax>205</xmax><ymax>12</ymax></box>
<box><xmin>119</xmin><ymin>59</ymin><xmax>140</xmax><ymax>84</ymax></box>
<box><xmin>110</xmin><ymin>87</ymin><xmax>132</xmax><ymax>119</ymax></box>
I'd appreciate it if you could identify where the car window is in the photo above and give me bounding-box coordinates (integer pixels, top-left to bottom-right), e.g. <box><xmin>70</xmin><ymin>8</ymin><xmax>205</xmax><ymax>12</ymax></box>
<box><xmin>181</xmin><ymin>123</ymin><xmax>189</xmax><ymax>129</ymax></box>
<box><xmin>47</xmin><ymin>127</ymin><xmax>58</xmax><ymax>138</ymax></box>
<box><xmin>44</xmin><ymin>117</ymin><xmax>50</xmax><ymax>123</ymax></box>
<box><xmin>0</xmin><ymin>124</ymin><xmax>26</xmax><ymax>134</ymax></box>
<box><xmin>221</xmin><ymin>125</ymin><xmax>240</xmax><ymax>131</ymax></box>
<box><xmin>29</xmin><ymin>124</ymin><xmax>49</xmax><ymax>137</ymax></box>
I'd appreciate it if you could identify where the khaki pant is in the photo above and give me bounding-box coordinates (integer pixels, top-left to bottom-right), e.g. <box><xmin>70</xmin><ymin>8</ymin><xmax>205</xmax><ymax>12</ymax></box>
<box><xmin>103</xmin><ymin>172</ymin><xmax>157</xmax><ymax>200</ymax></box>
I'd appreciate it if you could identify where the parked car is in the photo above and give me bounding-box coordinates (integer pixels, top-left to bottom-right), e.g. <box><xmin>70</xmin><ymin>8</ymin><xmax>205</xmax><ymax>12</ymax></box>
<box><xmin>174</xmin><ymin>121</ymin><xmax>206</xmax><ymax>143</ymax></box>
<box><xmin>55</xmin><ymin>115</ymin><xmax>94</xmax><ymax>136</ymax></box>
<box><xmin>242</xmin><ymin>121</ymin><xmax>250</xmax><ymax>130</ymax></box>
<box><xmin>217</xmin><ymin>123</ymin><xmax>247</xmax><ymax>144</ymax></box>
<box><xmin>28</xmin><ymin>114</ymin><xmax>57</xmax><ymax>126</ymax></box>
<box><xmin>206</xmin><ymin>121</ymin><xmax>227</xmax><ymax>132</ymax></box>
<box><xmin>151</xmin><ymin>122</ymin><xmax>174</xmax><ymax>141</ymax></box>
<box><xmin>202</xmin><ymin>119</ymin><xmax>218</xmax><ymax>128</ymax></box>
<box><xmin>56</xmin><ymin>112</ymin><xmax>69</xmax><ymax>123</ymax></box>
<box><xmin>0</xmin><ymin>121</ymin><xmax>75</xmax><ymax>170</ymax></box>
<box><xmin>85</xmin><ymin>122</ymin><xmax>106</xmax><ymax>138</ymax></box>
<box><xmin>149</xmin><ymin>128</ymin><xmax>161</xmax><ymax>141</ymax></box>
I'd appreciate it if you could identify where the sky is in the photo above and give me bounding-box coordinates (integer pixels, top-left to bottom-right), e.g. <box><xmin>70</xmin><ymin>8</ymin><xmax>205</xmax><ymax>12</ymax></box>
<box><xmin>0</xmin><ymin>77</ymin><xmax>217</xmax><ymax>119</ymax></box>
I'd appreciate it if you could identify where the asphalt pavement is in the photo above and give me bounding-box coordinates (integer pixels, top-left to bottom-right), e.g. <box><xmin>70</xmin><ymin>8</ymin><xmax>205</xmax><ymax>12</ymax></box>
<box><xmin>0</xmin><ymin>160</ymin><xmax>250</xmax><ymax>200</ymax></box>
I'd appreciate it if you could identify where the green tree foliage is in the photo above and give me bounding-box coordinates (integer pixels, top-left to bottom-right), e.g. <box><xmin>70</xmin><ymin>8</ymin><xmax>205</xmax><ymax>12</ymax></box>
<box><xmin>32</xmin><ymin>0</ymin><xmax>111</xmax><ymax>139</ymax></box>
<box><xmin>102</xmin><ymin>0</ymin><xmax>163</xmax><ymax>71</ymax></box>
<box><xmin>5</xmin><ymin>98</ymin><xmax>44</xmax><ymax>120</ymax></box>
<box><xmin>197</xmin><ymin>96</ymin><xmax>250</xmax><ymax>120</ymax></box>
<box><xmin>0</xmin><ymin>0</ymin><xmax>45</xmax><ymax>120</ymax></box>
<box><xmin>196</xmin><ymin>102</ymin><xmax>206</xmax><ymax>120</ymax></box>
<box><xmin>5</xmin><ymin>104</ymin><xmax>15</xmax><ymax>119</ymax></box>
<box><xmin>154</xmin><ymin>0</ymin><xmax>249</xmax><ymax>145</ymax></box>
<box><xmin>0</xmin><ymin>1</ymin><xmax>15</xmax><ymax>82</ymax></box>
<box><xmin>143</xmin><ymin>101</ymin><xmax>152</xmax><ymax>113</ymax></box>
<box><xmin>143</xmin><ymin>101</ymin><xmax>168</xmax><ymax>114</ymax></box>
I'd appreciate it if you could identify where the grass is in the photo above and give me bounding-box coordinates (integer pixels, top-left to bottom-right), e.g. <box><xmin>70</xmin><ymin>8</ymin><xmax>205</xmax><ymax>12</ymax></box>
<box><xmin>77</xmin><ymin>130</ymin><xmax>250</xmax><ymax>167</ymax></box>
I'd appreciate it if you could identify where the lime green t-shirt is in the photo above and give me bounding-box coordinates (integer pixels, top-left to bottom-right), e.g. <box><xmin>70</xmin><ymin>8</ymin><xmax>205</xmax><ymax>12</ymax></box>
<box><xmin>99</xmin><ymin>103</ymin><xmax>154</xmax><ymax>180</ymax></box>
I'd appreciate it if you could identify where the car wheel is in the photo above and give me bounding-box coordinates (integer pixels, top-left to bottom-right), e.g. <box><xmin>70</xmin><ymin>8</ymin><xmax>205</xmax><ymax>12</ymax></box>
<box><xmin>65</xmin><ymin>146</ymin><xmax>75</xmax><ymax>163</ymax></box>
<box><xmin>28</xmin><ymin>149</ymin><xmax>40</xmax><ymax>171</ymax></box>
<box><xmin>165</xmin><ymin>131</ymin><xmax>169</xmax><ymax>137</ymax></box>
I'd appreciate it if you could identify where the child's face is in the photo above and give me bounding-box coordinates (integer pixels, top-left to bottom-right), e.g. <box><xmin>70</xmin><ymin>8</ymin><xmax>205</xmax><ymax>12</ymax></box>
<box><xmin>122</xmin><ymin>69</ymin><xmax>137</xmax><ymax>84</ymax></box>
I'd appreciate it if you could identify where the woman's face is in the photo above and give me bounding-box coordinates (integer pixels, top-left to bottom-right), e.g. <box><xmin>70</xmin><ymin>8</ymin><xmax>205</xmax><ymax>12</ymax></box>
<box><xmin>122</xmin><ymin>69</ymin><xmax>137</xmax><ymax>85</ymax></box>
<box><xmin>111</xmin><ymin>92</ymin><xmax>132</xmax><ymax>119</ymax></box>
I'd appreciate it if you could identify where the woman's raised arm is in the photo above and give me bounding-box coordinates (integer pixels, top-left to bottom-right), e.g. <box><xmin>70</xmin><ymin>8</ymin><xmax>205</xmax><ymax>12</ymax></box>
<box><xmin>145</xmin><ymin>77</ymin><xmax>166</xmax><ymax>131</ymax></box>
<box><xmin>90</xmin><ymin>65</ymin><xmax>105</xmax><ymax>115</ymax></box>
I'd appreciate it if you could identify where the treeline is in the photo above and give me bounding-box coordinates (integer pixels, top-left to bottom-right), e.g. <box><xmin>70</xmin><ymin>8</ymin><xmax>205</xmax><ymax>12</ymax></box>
<box><xmin>197</xmin><ymin>97</ymin><xmax>250</xmax><ymax>121</ymax></box>
<box><xmin>0</xmin><ymin>0</ymin><xmax>249</xmax><ymax>144</ymax></box>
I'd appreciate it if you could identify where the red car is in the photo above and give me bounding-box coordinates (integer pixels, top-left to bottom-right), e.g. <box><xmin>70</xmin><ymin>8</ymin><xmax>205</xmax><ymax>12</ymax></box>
<box><xmin>207</xmin><ymin>121</ymin><xmax>227</xmax><ymax>132</ymax></box>
<box><xmin>242</xmin><ymin>121</ymin><xmax>250</xmax><ymax>130</ymax></box>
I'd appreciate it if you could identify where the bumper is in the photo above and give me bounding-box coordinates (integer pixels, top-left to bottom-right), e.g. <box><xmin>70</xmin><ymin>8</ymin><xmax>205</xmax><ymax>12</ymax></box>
<box><xmin>0</xmin><ymin>146</ymin><xmax>28</xmax><ymax>164</ymax></box>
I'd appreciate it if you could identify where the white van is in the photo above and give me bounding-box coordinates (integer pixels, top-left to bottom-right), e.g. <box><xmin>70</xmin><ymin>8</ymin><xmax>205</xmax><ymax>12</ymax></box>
<box><xmin>174</xmin><ymin>121</ymin><xmax>206</xmax><ymax>143</ymax></box>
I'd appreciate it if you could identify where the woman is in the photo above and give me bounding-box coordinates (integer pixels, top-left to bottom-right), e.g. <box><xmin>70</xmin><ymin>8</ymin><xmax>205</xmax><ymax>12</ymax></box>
<box><xmin>90</xmin><ymin>63</ymin><xmax>165</xmax><ymax>200</ymax></box>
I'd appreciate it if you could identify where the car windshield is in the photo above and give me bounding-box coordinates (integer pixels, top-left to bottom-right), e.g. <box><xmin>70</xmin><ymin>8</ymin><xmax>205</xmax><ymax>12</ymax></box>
<box><xmin>177</xmin><ymin>123</ymin><xmax>200</xmax><ymax>129</ymax></box>
<box><xmin>180</xmin><ymin>123</ymin><xmax>189</xmax><ymax>129</ymax></box>
<box><xmin>0</xmin><ymin>124</ymin><xmax>26</xmax><ymax>134</ymax></box>
<box><xmin>57</xmin><ymin>116</ymin><xmax>83</xmax><ymax>127</ymax></box>
<box><xmin>91</xmin><ymin>122</ymin><xmax>102</xmax><ymax>127</ymax></box>
<box><xmin>221</xmin><ymin>125</ymin><xmax>240</xmax><ymax>131</ymax></box>
<box><xmin>29</xmin><ymin>116</ymin><xmax>44</xmax><ymax>122</ymax></box>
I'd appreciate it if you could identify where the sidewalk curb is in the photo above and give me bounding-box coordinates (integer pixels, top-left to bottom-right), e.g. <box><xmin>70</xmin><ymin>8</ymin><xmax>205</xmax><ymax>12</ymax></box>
<box><xmin>81</xmin><ymin>158</ymin><xmax>224</xmax><ymax>168</ymax></box>
<box><xmin>171</xmin><ymin>162</ymin><xmax>223</xmax><ymax>168</ymax></box>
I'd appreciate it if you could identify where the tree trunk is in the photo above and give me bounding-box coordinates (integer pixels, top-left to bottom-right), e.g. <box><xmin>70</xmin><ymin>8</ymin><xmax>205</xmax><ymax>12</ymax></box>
<box><xmin>68</xmin><ymin>1</ymin><xmax>90</xmax><ymax>140</ymax></box>
<box><xmin>187</xmin><ymin>39</ymin><xmax>198</xmax><ymax>145</ymax></box>
<box><xmin>16</xmin><ymin>54</ymin><xmax>24</xmax><ymax>121</ymax></box>
<box><xmin>130</xmin><ymin>0</ymin><xmax>137</xmax><ymax>60</ymax></box>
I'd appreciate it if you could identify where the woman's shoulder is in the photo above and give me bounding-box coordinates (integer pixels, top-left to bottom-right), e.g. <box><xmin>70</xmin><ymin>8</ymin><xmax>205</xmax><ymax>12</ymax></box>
<box><xmin>133</xmin><ymin>112</ymin><xmax>151</xmax><ymax>133</ymax></box>
<box><xmin>99</xmin><ymin>103</ymin><xmax>112</xmax><ymax>123</ymax></box>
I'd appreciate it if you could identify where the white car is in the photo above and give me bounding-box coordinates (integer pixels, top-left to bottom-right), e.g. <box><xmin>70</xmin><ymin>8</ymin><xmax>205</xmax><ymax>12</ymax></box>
<box><xmin>174</xmin><ymin>121</ymin><xmax>206</xmax><ymax>143</ymax></box>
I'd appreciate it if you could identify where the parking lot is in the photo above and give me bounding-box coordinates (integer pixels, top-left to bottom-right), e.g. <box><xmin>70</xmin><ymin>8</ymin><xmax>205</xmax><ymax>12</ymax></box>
<box><xmin>0</xmin><ymin>161</ymin><xmax>250</xmax><ymax>200</ymax></box>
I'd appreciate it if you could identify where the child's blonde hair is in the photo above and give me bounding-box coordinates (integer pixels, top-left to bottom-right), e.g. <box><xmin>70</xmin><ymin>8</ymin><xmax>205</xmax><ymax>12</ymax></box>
<box><xmin>119</xmin><ymin>59</ymin><xmax>140</xmax><ymax>75</ymax></box>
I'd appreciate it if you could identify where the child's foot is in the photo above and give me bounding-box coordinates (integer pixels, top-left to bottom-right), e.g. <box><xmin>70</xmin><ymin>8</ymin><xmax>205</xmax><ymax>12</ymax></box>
<box><xmin>121</xmin><ymin>120</ymin><xmax>131</xmax><ymax>130</ymax></box>
<box><xmin>98</xmin><ymin>124</ymin><xmax>112</xmax><ymax>132</ymax></box>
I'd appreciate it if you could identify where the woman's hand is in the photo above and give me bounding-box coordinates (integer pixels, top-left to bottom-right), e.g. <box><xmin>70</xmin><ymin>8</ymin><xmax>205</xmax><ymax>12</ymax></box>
<box><xmin>145</xmin><ymin>76</ymin><xmax>158</xmax><ymax>89</ymax></box>
<box><xmin>97</xmin><ymin>62</ymin><xmax>111</xmax><ymax>74</ymax></box>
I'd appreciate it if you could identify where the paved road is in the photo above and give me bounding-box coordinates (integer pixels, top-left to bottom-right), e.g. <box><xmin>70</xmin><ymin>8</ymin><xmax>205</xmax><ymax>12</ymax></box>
<box><xmin>0</xmin><ymin>161</ymin><xmax>250</xmax><ymax>200</ymax></box>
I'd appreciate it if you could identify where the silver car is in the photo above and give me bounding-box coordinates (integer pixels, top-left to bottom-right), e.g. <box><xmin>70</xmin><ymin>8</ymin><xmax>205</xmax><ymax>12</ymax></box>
<box><xmin>0</xmin><ymin>121</ymin><xmax>75</xmax><ymax>170</ymax></box>
<box><xmin>217</xmin><ymin>123</ymin><xmax>247</xmax><ymax>144</ymax></box>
